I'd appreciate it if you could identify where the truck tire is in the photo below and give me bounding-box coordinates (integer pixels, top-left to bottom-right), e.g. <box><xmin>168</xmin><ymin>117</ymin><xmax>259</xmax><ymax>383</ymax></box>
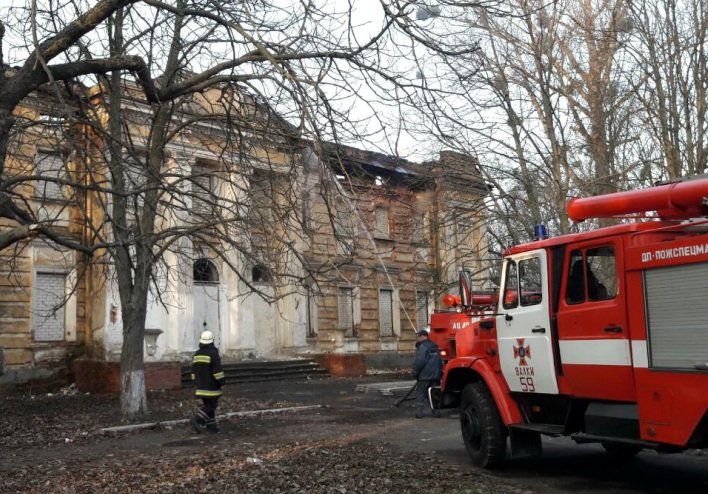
<box><xmin>460</xmin><ymin>382</ymin><xmax>508</xmax><ymax>468</ymax></box>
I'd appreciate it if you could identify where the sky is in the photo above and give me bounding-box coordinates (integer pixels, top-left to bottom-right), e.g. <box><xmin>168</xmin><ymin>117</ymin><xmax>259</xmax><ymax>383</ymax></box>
<box><xmin>0</xmin><ymin>0</ymin><xmax>446</xmax><ymax>159</ymax></box>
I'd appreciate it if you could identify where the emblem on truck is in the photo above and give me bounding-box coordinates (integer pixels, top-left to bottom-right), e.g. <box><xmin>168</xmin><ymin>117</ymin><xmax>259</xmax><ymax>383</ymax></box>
<box><xmin>513</xmin><ymin>338</ymin><xmax>531</xmax><ymax>366</ymax></box>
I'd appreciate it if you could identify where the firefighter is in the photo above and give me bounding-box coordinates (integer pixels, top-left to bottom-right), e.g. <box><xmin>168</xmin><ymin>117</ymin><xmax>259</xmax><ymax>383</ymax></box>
<box><xmin>412</xmin><ymin>329</ymin><xmax>442</xmax><ymax>418</ymax></box>
<box><xmin>190</xmin><ymin>330</ymin><xmax>226</xmax><ymax>433</ymax></box>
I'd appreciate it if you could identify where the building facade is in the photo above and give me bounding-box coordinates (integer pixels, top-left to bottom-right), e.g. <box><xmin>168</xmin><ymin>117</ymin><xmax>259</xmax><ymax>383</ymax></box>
<box><xmin>0</xmin><ymin>82</ymin><xmax>489</xmax><ymax>388</ymax></box>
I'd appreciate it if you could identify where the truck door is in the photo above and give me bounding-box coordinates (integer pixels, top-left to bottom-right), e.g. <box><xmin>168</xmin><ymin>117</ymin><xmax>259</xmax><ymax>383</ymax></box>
<box><xmin>556</xmin><ymin>241</ymin><xmax>634</xmax><ymax>401</ymax></box>
<box><xmin>497</xmin><ymin>249</ymin><xmax>559</xmax><ymax>394</ymax></box>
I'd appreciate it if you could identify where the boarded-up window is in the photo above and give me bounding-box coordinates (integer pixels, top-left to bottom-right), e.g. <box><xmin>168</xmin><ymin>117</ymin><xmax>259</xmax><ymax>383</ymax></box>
<box><xmin>191</xmin><ymin>166</ymin><xmax>215</xmax><ymax>215</ymax></box>
<box><xmin>375</xmin><ymin>208</ymin><xmax>389</xmax><ymax>238</ymax></box>
<box><xmin>32</xmin><ymin>272</ymin><xmax>65</xmax><ymax>341</ymax></box>
<box><xmin>416</xmin><ymin>290</ymin><xmax>429</xmax><ymax>329</ymax></box>
<box><xmin>34</xmin><ymin>152</ymin><xmax>64</xmax><ymax>199</ymax></box>
<box><xmin>335</xmin><ymin>208</ymin><xmax>355</xmax><ymax>237</ymax></box>
<box><xmin>338</xmin><ymin>287</ymin><xmax>355</xmax><ymax>337</ymax></box>
<box><xmin>412</xmin><ymin>212</ymin><xmax>430</xmax><ymax>244</ymax></box>
<box><xmin>379</xmin><ymin>288</ymin><xmax>394</xmax><ymax>337</ymax></box>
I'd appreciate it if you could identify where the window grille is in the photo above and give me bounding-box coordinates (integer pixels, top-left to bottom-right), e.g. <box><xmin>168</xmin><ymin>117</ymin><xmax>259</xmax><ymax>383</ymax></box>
<box><xmin>338</xmin><ymin>287</ymin><xmax>355</xmax><ymax>337</ymax></box>
<box><xmin>379</xmin><ymin>288</ymin><xmax>394</xmax><ymax>337</ymax></box>
<box><xmin>416</xmin><ymin>290</ymin><xmax>429</xmax><ymax>329</ymax></box>
<box><xmin>34</xmin><ymin>152</ymin><xmax>64</xmax><ymax>199</ymax></box>
<box><xmin>191</xmin><ymin>166</ymin><xmax>214</xmax><ymax>215</ymax></box>
<box><xmin>33</xmin><ymin>273</ymin><xmax>66</xmax><ymax>341</ymax></box>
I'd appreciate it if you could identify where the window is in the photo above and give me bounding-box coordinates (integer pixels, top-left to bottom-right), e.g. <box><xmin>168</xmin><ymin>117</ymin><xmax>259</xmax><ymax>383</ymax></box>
<box><xmin>338</xmin><ymin>287</ymin><xmax>356</xmax><ymax>337</ymax></box>
<box><xmin>519</xmin><ymin>257</ymin><xmax>543</xmax><ymax>306</ymax></box>
<box><xmin>412</xmin><ymin>212</ymin><xmax>430</xmax><ymax>244</ymax></box>
<box><xmin>193</xmin><ymin>259</ymin><xmax>219</xmax><ymax>283</ymax></box>
<box><xmin>379</xmin><ymin>288</ymin><xmax>394</xmax><ymax>337</ymax></box>
<box><xmin>451</xmin><ymin>208</ymin><xmax>476</xmax><ymax>247</ymax></box>
<box><xmin>32</xmin><ymin>272</ymin><xmax>66</xmax><ymax>341</ymax></box>
<box><xmin>503</xmin><ymin>260</ymin><xmax>519</xmax><ymax>309</ymax></box>
<box><xmin>334</xmin><ymin>208</ymin><xmax>355</xmax><ymax>238</ymax></box>
<box><xmin>34</xmin><ymin>152</ymin><xmax>64</xmax><ymax>199</ymax></box>
<box><xmin>250</xmin><ymin>169</ymin><xmax>287</xmax><ymax>224</ymax></box>
<box><xmin>306</xmin><ymin>290</ymin><xmax>317</xmax><ymax>338</ymax></box>
<box><xmin>566</xmin><ymin>246</ymin><xmax>616</xmax><ymax>304</ymax></box>
<box><xmin>123</xmin><ymin>155</ymin><xmax>148</xmax><ymax>223</ymax></box>
<box><xmin>191</xmin><ymin>165</ymin><xmax>216</xmax><ymax>215</ymax></box>
<box><xmin>334</xmin><ymin>205</ymin><xmax>356</xmax><ymax>255</ymax></box>
<box><xmin>416</xmin><ymin>290</ymin><xmax>429</xmax><ymax>329</ymax></box>
<box><xmin>375</xmin><ymin>208</ymin><xmax>389</xmax><ymax>239</ymax></box>
<box><xmin>566</xmin><ymin>251</ymin><xmax>585</xmax><ymax>303</ymax></box>
<box><xmin>252</xmin><ymin>264</ymin><xmax>272</xmax><ymax>284</ymax></box>
<box><xmin>587</xmin><ymin>247</ymin><xmax>616</xmax><ymax>300</ymax></box>
<box><xmin>503</xmin><ymin>257</ymin><xmax>543</xmax><ymax>309</ymax></box>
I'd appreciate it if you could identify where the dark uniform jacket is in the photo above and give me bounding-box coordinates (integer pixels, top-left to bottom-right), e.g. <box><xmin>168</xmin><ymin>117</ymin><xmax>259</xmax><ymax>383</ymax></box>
<box><xmin>192</xmin><ymin>343</ymin><xmax>226</xmax><ymax>397</ymax></box>
<box><xmin>412</xmin><ymin>339</ymin><xmax>443</xmax><ymax>382</ymax></box>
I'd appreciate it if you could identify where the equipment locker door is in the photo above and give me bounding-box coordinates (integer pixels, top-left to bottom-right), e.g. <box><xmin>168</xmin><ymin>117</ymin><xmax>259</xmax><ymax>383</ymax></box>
<box><xmin>497</xmin><ymin>249</ymin><xmax>559</xmax><ymax>394</ymax></box>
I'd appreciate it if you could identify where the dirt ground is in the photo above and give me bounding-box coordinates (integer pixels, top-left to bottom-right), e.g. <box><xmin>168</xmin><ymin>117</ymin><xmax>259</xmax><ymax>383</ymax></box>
<box><xmin>0</xmin><ymin>375</ymin><xmax>531</xmax><ymax>494</ymax></box>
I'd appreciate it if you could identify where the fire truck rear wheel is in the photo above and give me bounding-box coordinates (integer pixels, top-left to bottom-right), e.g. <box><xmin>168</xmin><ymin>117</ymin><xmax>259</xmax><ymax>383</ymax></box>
<box><xmin>460</xmin><ymin>382</ymin><xmax>508</xmax><ymax>468</ymax></box>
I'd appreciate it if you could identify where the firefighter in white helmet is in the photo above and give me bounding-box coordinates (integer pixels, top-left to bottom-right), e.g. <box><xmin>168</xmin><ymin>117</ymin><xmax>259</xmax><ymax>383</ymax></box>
<box><xmin>190</xmin><ymin>328</ymin><xmax>225</xmax><ymax>433</ymax></box>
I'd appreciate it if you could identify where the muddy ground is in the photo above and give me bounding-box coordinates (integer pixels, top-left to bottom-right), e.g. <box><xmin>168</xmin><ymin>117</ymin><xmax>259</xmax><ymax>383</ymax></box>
<box><xmin>0</xmin><ymin>375</ymin><xmax>529</xmax><ymax>494</ymax></box>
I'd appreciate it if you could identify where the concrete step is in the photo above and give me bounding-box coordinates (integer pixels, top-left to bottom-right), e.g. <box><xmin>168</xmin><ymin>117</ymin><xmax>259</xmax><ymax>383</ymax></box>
<box><xmin>181</xmin><ymin>359</ymin><xmax>329</xmax><ymax>387</ymax></box>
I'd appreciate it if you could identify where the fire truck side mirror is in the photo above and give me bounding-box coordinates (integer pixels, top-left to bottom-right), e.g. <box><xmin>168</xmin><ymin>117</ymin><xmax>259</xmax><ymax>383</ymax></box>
<box><xmin>505</xmin><ymin>313</ymin><xmax>513</xmax><ymax>322</ymax></box>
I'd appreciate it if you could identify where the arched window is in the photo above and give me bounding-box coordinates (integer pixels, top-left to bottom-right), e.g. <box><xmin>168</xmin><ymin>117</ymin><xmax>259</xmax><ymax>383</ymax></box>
<box><xmin>193</xmin><ymin>259</ymin><xmax>219</xmax><ymax>283</ymax></box>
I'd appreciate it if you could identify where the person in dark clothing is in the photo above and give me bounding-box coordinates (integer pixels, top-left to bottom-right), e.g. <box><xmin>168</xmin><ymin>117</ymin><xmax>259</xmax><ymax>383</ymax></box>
<box><xmin>412</xmin><ymin>329</ymin><xmax>443</xmax><ymax>418</ymax></box>
<box><xmin>190</xmin><ymin>330</ymin><xmax>225</xmax><ymax>433</ymax></box>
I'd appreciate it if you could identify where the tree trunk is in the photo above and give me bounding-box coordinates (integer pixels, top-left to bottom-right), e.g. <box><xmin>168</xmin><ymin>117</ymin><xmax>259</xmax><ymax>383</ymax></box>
<box><xmin>119</xmin><ymin>306</ymin><xmax>148</xmax><ymax>418</ymax></box>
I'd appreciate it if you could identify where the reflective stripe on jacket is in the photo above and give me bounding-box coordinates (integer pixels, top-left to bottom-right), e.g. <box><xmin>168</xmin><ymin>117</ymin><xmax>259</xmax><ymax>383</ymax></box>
<box><xmin>192</xmin><ymin>343</ymin><xmax>226</xmax><ymax>397</ymax></box>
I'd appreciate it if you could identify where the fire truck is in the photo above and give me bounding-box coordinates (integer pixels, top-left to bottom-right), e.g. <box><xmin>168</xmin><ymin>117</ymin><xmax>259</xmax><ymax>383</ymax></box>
<box><xmin>429</xmin><ymin>176</ymin><xmax>708</xmax><ymax>468</ymax></box>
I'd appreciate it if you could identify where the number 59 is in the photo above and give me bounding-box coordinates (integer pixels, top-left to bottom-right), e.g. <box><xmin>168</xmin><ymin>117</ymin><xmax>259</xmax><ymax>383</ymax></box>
<box><xmin>520</xmin><ymin>377</ymin><xmax>535</xmax><ymax>392</ymax></box>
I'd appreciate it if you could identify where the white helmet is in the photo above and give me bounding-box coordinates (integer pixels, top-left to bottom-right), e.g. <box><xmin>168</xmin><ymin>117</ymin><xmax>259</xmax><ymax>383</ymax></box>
<box><xmin>199</xmin><ymin>330</ymin><xmax>214</xmax><ymax>345</ymax></box>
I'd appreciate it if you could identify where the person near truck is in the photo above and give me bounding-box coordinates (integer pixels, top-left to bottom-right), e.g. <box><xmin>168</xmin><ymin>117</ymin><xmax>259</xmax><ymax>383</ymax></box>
<box><xmin>412</xmin><ymin>328</ymin><xmax>443</xmax><ymax>418</ymax></box>
<box><xmin>190</xmin><ymin>329</ymin><xmax>225</xmax><ymax>433</ymax></box>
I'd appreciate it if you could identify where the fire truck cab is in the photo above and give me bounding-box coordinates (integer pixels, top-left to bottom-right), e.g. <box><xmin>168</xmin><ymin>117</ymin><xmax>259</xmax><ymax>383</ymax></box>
<box><xmin>432</xmin><ymin>176</ymin><xmax>708</xmax><ymax>467</ymax></box>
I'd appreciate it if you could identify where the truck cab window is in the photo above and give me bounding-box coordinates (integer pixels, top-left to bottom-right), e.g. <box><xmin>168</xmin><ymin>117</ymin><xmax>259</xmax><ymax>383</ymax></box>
<box><xmin>566</xmin><ymin>247</ymin><xmax>617</xmax><ymax>304</ymax></box>
<box><xmin>566</xmin><ymin>251</ymin><xmax>586</xmax><ymax>303</ymax></box>
<box><xmin>519</xmin><ymin>257</ymin><xmax>542</xmax><ymax>306</ymax></box>
<box><xmin>587</xmin><ymin>246</ymin><xmax>616</xmax><ymax>301</ymax></box>
<box><xmin>503</xmin><ymin>260</ymin><xmax>519</xmax><ymax>309</ymax></box>
<box><xmin>503</xmin><ymin>257</ymin><xmax>543</xmax><ymax>309</ymax></box>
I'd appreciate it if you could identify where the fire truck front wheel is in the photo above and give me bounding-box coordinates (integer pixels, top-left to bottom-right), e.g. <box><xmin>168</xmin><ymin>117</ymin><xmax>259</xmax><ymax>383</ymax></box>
<box><xmin>460</xmin><ymin>382</ymin><xmax>508</xmax><ymax>468</ymax></box>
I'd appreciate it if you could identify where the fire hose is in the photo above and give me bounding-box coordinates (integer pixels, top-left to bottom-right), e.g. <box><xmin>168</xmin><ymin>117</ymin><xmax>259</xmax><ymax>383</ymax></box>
<box><xmin>393</xmin><ymin>381</ymin><xmax>418</xmax><ymax>407</ymax></box>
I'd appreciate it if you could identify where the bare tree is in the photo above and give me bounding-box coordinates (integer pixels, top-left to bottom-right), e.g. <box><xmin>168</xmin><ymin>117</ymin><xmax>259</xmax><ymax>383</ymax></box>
<box><xmin>451</xmin><ymin>0</ymin><xmax>692</xmax><ymax>249</ymax></box>
<box><xmin>626</xmin><ymin>0</ymin><xmax>707</xmax><ymax>180</ymax></box>
<box><xmin>1</xmin><ymin>0</ymin><xmax>499</xmax><ymax>417</ymax></box>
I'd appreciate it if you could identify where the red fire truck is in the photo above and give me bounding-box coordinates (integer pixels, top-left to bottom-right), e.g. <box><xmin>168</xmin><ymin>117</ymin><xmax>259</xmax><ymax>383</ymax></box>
<box><xmin>429</xmin><ymin>176</ymin><xmax>708</xmax><ymax>468</ymax></box>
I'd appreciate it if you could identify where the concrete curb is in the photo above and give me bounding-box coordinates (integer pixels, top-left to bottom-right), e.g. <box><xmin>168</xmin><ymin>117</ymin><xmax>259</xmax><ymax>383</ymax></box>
<box><xmin>355</xmin><ymin>380</ymin><xmax>416</xmax><ymax>396</ymax></box>
<box><xmin>99</xmin><ymin>404</ymin><xmax>325</xmax><ymax>434</ymax></box>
